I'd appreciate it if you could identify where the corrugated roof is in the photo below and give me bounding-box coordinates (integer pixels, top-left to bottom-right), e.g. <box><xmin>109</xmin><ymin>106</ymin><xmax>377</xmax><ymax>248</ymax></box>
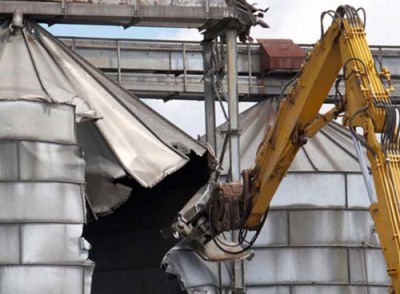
<box><xmin>214</xmin><ymin>99</ymin><xmax>363</xmax><ymax>174</ymax></box>
<box><xmin>0</xmin><ymin>19</ymin><xmax>207</xmax><ymax>190</ymax></box>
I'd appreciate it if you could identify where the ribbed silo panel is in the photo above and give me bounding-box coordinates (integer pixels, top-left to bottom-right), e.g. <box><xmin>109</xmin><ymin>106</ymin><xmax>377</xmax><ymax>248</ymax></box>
<box><xmin>0</xmin><ymin>100</ymin><xmax>93</xmax><ymax>294</ymax></box>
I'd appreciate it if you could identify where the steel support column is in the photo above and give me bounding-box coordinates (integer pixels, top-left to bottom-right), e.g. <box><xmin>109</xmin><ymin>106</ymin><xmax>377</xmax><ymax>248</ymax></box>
<box><xmin>202</xmin><ymin>40</ymin><xmax>217</xmax><ymax>152</ymax></box>
<box><xmin>226</xmin><ymin>29</ymin><xmax>245</xmax><ymax>293</ymax></box>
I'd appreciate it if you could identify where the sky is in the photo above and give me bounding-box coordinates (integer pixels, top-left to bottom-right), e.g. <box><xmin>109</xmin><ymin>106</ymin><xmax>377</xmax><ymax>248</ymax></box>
<box><xmin>46</xmin><ymin>0</ymin><xmax>400</xmax><ymax>138</ymax></box>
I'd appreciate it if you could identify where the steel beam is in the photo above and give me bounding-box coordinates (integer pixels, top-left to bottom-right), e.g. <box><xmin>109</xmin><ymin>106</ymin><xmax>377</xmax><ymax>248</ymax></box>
<box><xmin>0</xmin><ymin>0</ymin><xmax>235</xmax><ymax>28</ymax></box>
<box><xmin>226</xmin><ymin>29</ymin><xmax>245</xmax><ymax>293</ymax></box>
<box><xmin>202</xmin><ymin>40</ymin><xmax>217</xmax><ymax>152</ymax></box>
<box><xmin>58</xmin><ymin>37</ymin><xmax>400</xmax><ymax>102</ymax></box>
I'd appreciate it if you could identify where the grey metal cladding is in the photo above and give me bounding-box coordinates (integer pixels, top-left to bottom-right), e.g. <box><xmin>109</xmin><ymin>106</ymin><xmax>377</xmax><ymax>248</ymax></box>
<box><xmin>19</xmin><ymin>141</ymin><xmax>85</xmax><ymax>183</ymax></box>
<box><xmin>347</xmin><ymin>174</ymin><xmax>375</xmax><ymax>208</ymax></box>
<box><xmin>0</xmin><ymin>225</ymin><xmax>19</xmax><ymax>263</ymax></box>
<box><xmin>244</xmin><ymin>248</ymin><xmax>348</xmax><ymax>284</ymax></box>
<box><xmin>291</xmin><ymin>285</ymin><xmax>388</xmax><ymax>294</ymax></box>
<box><xmin>0</xmin><ymin>142</ymin><xmax>18</xmax><ymax>180</ymax></box>
<box><xmin>246</xmin><ymin>286</ymin><xmax>290</xmax><ymax>294</ymax></box>
<box><xmin>289</xmin><ymin>210</ymin><xmax>376</xmax><ymax>246</ymax></box>
<box><xmin>271</xmin><ymin>173</ymin><xmax>346</xmax><ymax>207</ymax></box>
<box><xmin>0</xmin><ymin>183</ymin><xmax>85</xmax><ymax>223</ymax></box>
<box><xmin>22</xmin><ymin>224</ymin><xmax>88</xmax><ymax>263</ymax></box>
<box><xmin>0</xmin><ymin>32</ymin><xmax>50</xmax><ymax>100</ymax></box>
<box><xmin>349</xmin><ymin>248</ymin><xmax>391</xmax><ymax>284</ymax></box>
<box><xmin>247</xmin><ymin>210</ymin><xmax>289</xmax><ymax>247</ymax></box>
<box><xmin>0</xmin><ymin>101</ymin><xmax>76</xmax><ymax>144</ymax></box>
<box><xmin>0</xmin><ymin>266</ymin><xmax>89</xmax><ymax>294</ymax></box>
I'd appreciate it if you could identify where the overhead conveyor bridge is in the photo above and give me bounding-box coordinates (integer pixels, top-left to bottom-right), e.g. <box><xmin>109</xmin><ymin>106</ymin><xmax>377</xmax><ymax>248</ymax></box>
<box><xmin>58</xmin><ymin>37</ymin><xmax>400</xmax><ymax>102</ymax></box>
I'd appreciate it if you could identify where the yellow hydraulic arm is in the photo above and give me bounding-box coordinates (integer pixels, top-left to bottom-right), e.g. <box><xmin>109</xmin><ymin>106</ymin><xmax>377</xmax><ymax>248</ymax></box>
<box><xmin>244</xmin><ymin>5</ymin><xmax>400</xmax><ymax>292</ymax></box>
<box><xmin>173</xmin><ymin>5</ymin><xmax>400</xmax><ymax>292</ymax></box>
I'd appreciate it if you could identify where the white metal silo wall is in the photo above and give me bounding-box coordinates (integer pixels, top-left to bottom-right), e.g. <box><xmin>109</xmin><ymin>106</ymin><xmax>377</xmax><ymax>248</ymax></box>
<box><xmin>0</xmin><ymin>100</ymin><xmax>93</xmax><ymax>294</ymax></box>
<box><xmin>243</xmin><ymin>172</ymin><xmax>390</xmax><ymax>294</ymax></box>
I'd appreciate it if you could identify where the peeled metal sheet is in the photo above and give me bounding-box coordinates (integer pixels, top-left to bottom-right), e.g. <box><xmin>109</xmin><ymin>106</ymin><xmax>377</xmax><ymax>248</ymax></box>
<box><xmin>22</xmin><ymin>224</ymin><xmax>88</xmax><ymax>263</ymax></box>
<box><xmin>0</xmin><ymin>265</ymin><xmax>93</xmax><ymax>294</ymax></box>
<box><xmin>0</xmin><ymin>101</ymin><xmax>76</xmax><ymax>144</ymax></box>
<box><xmin>162</xmin><ymin>246</ymin><xmax>231</xmax><ymax>293</ymax></box>
<box><xmin>0</xmin><ymin>20</ymin><xmax>208</xmax><ymax>190</ymax></box>
<box><xmin>0</xmin><ymin>183</ymin><xmax>85</xmax><ymax>223</ymax></box>
<box><xmin>289</xmin><ymin>210</ymin><xmax>377</xmax><ymax>246</ymax></box>
<box><xmin>271</xmin><ymin>173</ymin><xmax>346</xmax><ymax>207</ymax></box>
<box><xmin>0</xmin><ymin>225</ymin><xmax>19</xmax><ymax>263</ymax></box>
<box><xmin>19</xmin><ymin>141</ymin><xmax>85</xmax><ymax>183</ymax></box>
<box><xmin>77</xmin><ymin>121</ymin><xmax>130</xmax><ymax>215</ymax></box>
<box><xmin>31</xmin><ymin>23</ymin><xmax>202</xmax><ymax>187</ymax></box>
<box><xmin>244</xmin><ymin>248</ymin><xmax>348</xmax><ymax>284</ymax></box>
<box><xmin>0</xmin><ymin>142</ymin><xmax>18</xmax><ymax>180</ymax></box>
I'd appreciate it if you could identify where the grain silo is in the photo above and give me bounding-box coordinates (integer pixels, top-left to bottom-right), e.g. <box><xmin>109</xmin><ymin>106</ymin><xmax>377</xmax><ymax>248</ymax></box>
<box><xmin>164</xmin><ymin>99</ymin><xmax>390</xmax><ymax>293</ymax></box>
<box><xmin>0</xmin><ymin>14</ymin><xmax>211</xmax><ymax>293</ymax></box>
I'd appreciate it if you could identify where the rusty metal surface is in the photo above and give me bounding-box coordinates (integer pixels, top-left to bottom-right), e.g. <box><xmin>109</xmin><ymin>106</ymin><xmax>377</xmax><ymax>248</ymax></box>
<box><xmin>258</xmin><ymin>39</ymin><xmax>305</xmax><ymax>72</ymax></box>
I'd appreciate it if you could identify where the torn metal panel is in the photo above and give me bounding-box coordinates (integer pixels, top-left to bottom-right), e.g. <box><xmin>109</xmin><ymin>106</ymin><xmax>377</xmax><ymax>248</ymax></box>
<box><xmin>77</xmin><ymin>121</ymin><xmax>130</xmax><ymax>215</ymax></box>
<box><xmin>163</xmin><ymin>245</ymin><xmax>231</xmax><ymax>294</ymax></box>
<box><xmin>0</xmin><ymin>19</ymin><xmax>208</xmax><ymax>190</ymax></box>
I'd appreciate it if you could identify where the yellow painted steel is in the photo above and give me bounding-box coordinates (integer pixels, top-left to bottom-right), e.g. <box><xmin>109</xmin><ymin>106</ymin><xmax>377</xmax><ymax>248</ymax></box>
<box><xmin>244</xmin><ymin>7</ymin><xmax>400</xmax><ymax>292</ymax></box>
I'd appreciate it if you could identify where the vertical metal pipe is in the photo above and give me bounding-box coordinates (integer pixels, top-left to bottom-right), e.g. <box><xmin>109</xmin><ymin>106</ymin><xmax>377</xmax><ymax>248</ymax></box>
<box><xmin>226</xmin><ymin>30</ymin><xmax>240</xmax><ymax>182</ymax></box>
<box><xmin>202</xmin><ymin>40</ymin><xmax>217</xmax><ymax>152</ymax></box>
<box><xmin>117</xmin><ymin>40</ymin><xmax>121</xmax><ymax>84</ymax></box>
<box><xmin>226</xmin><ymin>29</ymin><xmax>244</xmax><ymax>293</ymax></box>
<box><xmin>183</xmin><ymin>42</ymin><xmax>187</xmax><ymax>92</ymax></box>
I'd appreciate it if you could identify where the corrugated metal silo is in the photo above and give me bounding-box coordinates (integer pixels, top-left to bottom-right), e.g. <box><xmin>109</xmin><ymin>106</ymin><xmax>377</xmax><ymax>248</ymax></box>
<box><xmin>164</xmin><ymin>99</ymin><xmax>391</xmax><ymax>293</ymax></box>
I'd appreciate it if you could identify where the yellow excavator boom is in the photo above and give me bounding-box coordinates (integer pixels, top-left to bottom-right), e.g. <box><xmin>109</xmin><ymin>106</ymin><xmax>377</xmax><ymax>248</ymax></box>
<box><xmin>173</xmin><ymin>5</ymin><xmax>400</xmax><ymax>292</ymax></box>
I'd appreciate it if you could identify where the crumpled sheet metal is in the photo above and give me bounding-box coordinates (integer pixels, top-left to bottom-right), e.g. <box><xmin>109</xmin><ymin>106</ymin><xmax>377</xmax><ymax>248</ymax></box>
<box><xmin>0</xmin><ymin>19</ymin><xmax>207</xmax><ymax>189</ymax></box>
<box><xmin>162</xmin><ymin>245</ymin><xmax>231</xmax><ymax>294</ymax></box>
<box><xmin>0</xmin><ymin>100</ymin><xmax>93</xmax><ymax>294</ymax></box>
<box><xmin>77</xmin><ymin>121</ymin><xmax>132</xmax><ymax>215</ymax></box>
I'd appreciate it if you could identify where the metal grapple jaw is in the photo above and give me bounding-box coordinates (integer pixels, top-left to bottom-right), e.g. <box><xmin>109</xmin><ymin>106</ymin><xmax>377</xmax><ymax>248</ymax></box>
<box><xmin>172</xmin><ymin>181</ymin><xmax>254</xmax><ymax>262</ymax></box>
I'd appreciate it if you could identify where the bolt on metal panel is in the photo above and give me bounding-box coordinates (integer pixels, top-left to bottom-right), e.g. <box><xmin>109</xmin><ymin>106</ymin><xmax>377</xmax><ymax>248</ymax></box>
<box><xmin>0</xmin><ymin>101</ymin><xmax>76</xmax><ymax>144</ymax></box>
<box><xmin>347</xmin><ymin>174</ymin><xmax>376</xmax><ymax>208</ymax></box>
<box><xmin>271</xmin><ymin>173</ymin><xmax>346</xmax><ymax>208</ymax></box>
<box><xmin>349</xmin><ymin>248</ymin><xmax>391</xmax><ymax>284</ymax></box>
<box><xmin>247</xmin><ymin>210</ymin><xmax>289</xmax><ymax>247</ymax></box>
<box><xmin>0</xmin><ymin>183</ymin><xmax>85</xmax><ymax>223</ymax></box>
<box><xmin>244</xmin><ymin>248</ymin><xmax>349</xmax><ymax>284</ymax></box>
<box><xmin>22</xmin><ymin>224</ymin><xmax>89</xmax><ymax>263</ymax></box>
<box><xmin>19</xmin><ymin>142</ymin><xmax>86</xmax><ymax>183</ymax></box>
<box><xmin>0</xmin><ymin>225</ymin><xmax>20</xmax><ymax>263</ymax></box>
<box><xmin>289</xmin><ymin>210</ymin><xmax>376</xmax><ymax>246</ymax></box>
<box><xmin>0</xmin><ymin>142</ymin><xmax>18</xmax><ymax>180</ymax></box>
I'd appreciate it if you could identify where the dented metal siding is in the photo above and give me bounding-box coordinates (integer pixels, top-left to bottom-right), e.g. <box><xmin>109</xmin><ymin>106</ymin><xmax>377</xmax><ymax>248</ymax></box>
<box><xmin>0</xmin><ymin>100</ymin><xmax>93</xmax><ymax>294</ymax></box>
